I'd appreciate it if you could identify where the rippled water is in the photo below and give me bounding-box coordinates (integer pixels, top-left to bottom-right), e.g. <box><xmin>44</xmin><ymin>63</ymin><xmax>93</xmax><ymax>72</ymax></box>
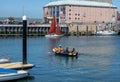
<box><xmin>0</xmin><ymin>36</ymin><xmax>120</xmax><ymax>82</ymax></box>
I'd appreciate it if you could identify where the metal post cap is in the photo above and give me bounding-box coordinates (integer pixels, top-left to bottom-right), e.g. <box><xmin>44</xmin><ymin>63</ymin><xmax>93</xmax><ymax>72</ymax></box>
<box><xmin>23</xmin><ymin>15</ymin><xmax>27</xmax><ymax>20</ymax></box>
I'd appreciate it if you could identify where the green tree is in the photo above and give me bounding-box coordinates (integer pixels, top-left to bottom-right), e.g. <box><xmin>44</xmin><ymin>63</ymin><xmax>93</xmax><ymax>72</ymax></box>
<box><xmin>8</xmin><ymin>16</ymin><xmax>14</xmax><ymax>21</ymax></box>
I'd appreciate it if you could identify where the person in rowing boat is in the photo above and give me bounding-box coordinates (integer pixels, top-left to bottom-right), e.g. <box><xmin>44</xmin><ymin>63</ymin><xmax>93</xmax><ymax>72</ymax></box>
<box><xmin>65</xmin><ymin>47</ymin><xmax>69</xmax><ymax>53</ymax></box>
<box><xmin>71</xmin><ymin>48</ymin><xmax>78</xmax><ymax>55</ymax></box>
<box><xmin>72</xmin><ymin>48</ymin><xmax>75</xmax><ymax>52</ymax></box>
<box><xmin>58</xmin><ymin>45</ymin><xmax>64</xmax><ymax>53</ymax></box>
<box><xmin>64</xmin><ymin>47</ymin><xmax>69</xmax><ymax>54</ymax></box>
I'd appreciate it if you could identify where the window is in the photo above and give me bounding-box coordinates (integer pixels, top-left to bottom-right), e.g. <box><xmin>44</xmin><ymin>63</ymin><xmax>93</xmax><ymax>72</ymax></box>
<box><xmin>75</xmin><ymin>17</ymin><xmax>77</xmax><ymax>20</ymax></box>
<box><xmin>69</xmin><ymin>17</ymin><xmax>71</xmax><ymax>20</ymax></box>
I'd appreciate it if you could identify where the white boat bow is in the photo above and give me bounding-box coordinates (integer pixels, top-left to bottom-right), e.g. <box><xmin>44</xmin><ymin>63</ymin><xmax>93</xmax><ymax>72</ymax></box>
<box><xmin>0</xmin><ymin>68</ymin><xmax>28</xmax><ymax>81</ymax></box>
<box><xmin>0</xmin><ymin>58</ymin><xmax>11</xmax><ymax>64</ymax></box>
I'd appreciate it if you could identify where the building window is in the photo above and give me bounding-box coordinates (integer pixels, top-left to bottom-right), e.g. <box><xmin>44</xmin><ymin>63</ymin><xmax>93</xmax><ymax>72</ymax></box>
<box><xmin>56</xmin><ymin>6</ymin><xmax>59</xmax><ymax>11</ymax></box>
<box><xmin>69</xmin><ymin>9</ymin><xmax>71</xmax><ymax>11</ymax></box>
<box><xmin>75</xmin><ymin>13</ymin><xmax>77</xmax><ymax>16</ymax></box>
<box><xmin>69</xmin><ymin>17</ymin><xmax>71</xmax><ymax>20</ymax></box>
<box><xmin>69</xmin><ymin>13</ymin><xmax>71</xmax><ymax>15</ymax></box>
<box><xmin>75</xmin><ymin>17</ymin><xmax>77</xmax><ymax>20</ymax></box>
<box><xmin>56</xmin><ymin>11</ymin><xmax>59</xmax><ymax>17</ymax></box>
<box><xmin>102</xmin><ymin>21</ymin><xmax>105</xmax><ymax>23</ymax></box>
<box><xmin>56</xmin><ymin>6</ymin><xmax>59</xmax><ymax>17</ymax></box>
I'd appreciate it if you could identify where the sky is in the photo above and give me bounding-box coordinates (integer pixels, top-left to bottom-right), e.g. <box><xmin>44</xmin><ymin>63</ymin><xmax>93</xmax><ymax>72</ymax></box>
<box><xmin>0</xmin><ymin>0</ymin><xmax>120</xmax><ymax>19</ymax></box>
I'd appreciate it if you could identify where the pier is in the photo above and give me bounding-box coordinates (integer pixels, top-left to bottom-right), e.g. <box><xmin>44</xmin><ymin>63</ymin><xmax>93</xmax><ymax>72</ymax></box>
<box><xmin>0</xmin><ymin>24</ymin><xmax>68</xmax><ymax>36</ymax></box>
<box><xmin>0</xmin><ymin>23</ymin><xmax>120</xmax><ymax>36</ymax></box>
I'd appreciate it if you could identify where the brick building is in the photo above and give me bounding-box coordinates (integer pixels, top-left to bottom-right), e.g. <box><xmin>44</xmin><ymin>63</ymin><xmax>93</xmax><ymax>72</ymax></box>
<box><xmin>43</xmin><ymin>0</ymin><xmax>117</xmax><ymax>24</ymax></box>
<box><xmin>117</xmin><ymin>12</ymin><xmax>120</xmax><ymax>20</ymax></box>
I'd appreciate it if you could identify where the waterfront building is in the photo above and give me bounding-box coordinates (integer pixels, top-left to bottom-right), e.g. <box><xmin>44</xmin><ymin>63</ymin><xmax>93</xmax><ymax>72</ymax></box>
<box><xmin>117</xmin><ymin>12</ymin><xmax>120</xmax><ymax>20</ymax></box>
<box><xmin>43</xmin><ymin>0</ymin><xmax>117</xmax><ymax>24</ymax></box>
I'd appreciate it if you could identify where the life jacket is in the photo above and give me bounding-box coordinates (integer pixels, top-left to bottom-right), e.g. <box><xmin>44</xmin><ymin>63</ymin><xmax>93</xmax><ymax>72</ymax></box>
<box><xmin>54</xmin><ymin>47</ymin><xmax>59</xmax><ymax>52</ymax></box>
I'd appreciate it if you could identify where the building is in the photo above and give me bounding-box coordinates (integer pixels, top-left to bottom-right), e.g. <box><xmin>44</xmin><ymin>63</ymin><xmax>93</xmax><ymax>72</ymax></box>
<box><xmin>117</xmin><ymin>12</ymin><xmax>120</xmax><ymax>20</ymax></box>
<box><xmin>43</xmin><ymin>0</ymin><xmax>117</xmax><ymax>24</ymax></box>
<box><xmin>88</xmin><ymin>0</ymin><xmax>112</xmax><ymax>4</ymax></box>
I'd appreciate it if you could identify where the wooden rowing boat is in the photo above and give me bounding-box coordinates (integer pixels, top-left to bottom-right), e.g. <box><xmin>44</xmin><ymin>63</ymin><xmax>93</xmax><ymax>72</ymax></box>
<box><xmin>53</xmin><ymin>47</ymin><xmax>78</xmax><ymax>57</ymax></box>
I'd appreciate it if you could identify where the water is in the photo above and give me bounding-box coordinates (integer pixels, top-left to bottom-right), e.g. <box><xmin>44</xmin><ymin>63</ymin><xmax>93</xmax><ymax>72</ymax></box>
<box><xmin>0</xmin><ymin>36</ymin><xmax>120</xmax><ymax>82</ymax></box>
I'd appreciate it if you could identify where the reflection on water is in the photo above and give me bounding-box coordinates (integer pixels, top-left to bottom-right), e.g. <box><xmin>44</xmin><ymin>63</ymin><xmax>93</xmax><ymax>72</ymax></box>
<box><xmin>0</xmin><ymin>36</ymin><xmax>120</xmax><ymax>82</ymax></box>
<box><xmin>45</xmin><ymin>36</ymin><xmax>120</xmax><ymax>81</ymax></box>
<box><xmin>5</xmin><ymin>76</ymin><xmax>35</xmax><ymax>82</ymax></box>
<box><xmin>54</xmin><ymin>55</ymin><xmax>78</xmax><ymax>67</ymax></box>
<box><xmin>47</xmin><ymin>38</ymin><xmax>61</xmax><ymax>52</ymax></box>
<box><xmin>47</xmin><ymin>37</ymin><xmax>79</xmax><ymax>67</ymax></box>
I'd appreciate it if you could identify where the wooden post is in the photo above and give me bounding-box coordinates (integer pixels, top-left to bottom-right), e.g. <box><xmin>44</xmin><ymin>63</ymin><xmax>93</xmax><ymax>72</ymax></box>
<box><xmin>96</xmin><ymin>25</ymin><xmax>98</xmax><ymax>35</ymax></box>
<box><xmin>22</xmin><ymin>15</ymin><xmax>27</xmax><ymax>64</ymax></box>
<box><xmin>77</xmin><ymin>25</ymin><xmax>79</xmax><ymax>36</ymax></box>
<box><xmin>86</xmin><ymin>25</ymin><xmax>88</xmax><ymax>36</ymax></box>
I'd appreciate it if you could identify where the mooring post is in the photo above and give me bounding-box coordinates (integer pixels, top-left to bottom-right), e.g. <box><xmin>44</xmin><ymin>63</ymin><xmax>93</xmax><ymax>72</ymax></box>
<box><xmin>22</xmin><ymin>15</ymin><xmax>27</xmax><ymax>64</ymax></box>
<box><xmin>86</xmin><ymin>25</ymin><xmax>88</xmax><ymax>36</ymax></box>
<box><xmin>77</xmin><ymin>25</ymin><xmax>79</xmax><ymax>36</ymax></box>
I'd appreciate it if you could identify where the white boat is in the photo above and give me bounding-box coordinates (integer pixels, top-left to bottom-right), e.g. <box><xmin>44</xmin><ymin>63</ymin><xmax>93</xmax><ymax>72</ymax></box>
<box><xmin>0</xmin><ymin>58</ymin><xmax>11</xmax><ymax>64</ymax></box>
<box><xmin>45</xmin><ymin>16</ymin><xmax>63</xmax><ymax>38</ymax></box>
<box><xmin>0</xmin><ymin>68</ymin><xmax>28</xmax><ymax>81</ymax></box>
<box><xmin>96</xmin><ymin>30</ymin><xmax>118</xmax><ymax>35</ymax></box>
<box><xmin>45</xmin><ymin>34</ymin><xmax>63</xmax><ymax>38</ymax></box>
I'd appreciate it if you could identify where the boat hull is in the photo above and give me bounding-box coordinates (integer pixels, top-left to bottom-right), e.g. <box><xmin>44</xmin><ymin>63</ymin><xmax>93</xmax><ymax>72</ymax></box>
<box><xmin>45</xmin><ymin>34</ymin><xmax>63</xmax><ymax>38</ymax></box>
<box><xmin>55</xmin><ymin>52</ymin><xmax>78</xmax><ymax>57</ymax></box>
<box><xmin>0</xmin><ymin>70</ymin><xmax>28</xmax><ymax>81</ymax></box>
<box><xmin>96</xmin><ymin>31</ymin><xmax>118</xmax><ymax>35</ymax></box>
<box><xmin>0</xmin><ymin>58</ymin><xmax>11</xmax><ymax>64</ymax></box>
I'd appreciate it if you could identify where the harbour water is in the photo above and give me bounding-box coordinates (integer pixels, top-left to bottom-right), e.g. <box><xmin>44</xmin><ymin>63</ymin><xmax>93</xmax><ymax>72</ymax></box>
<box><xmin>0</xmin><ymin>36</ymin><xmax>120</xmax><ymax>82</ymax></box>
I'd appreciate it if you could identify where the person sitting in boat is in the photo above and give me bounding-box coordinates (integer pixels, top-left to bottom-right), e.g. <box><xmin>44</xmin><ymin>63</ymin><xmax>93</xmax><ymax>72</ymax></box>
<box><xmin>72</xmin><ymin>48</ymin><xmax>75</xmax><ymax>52</ymax></box>
<box><xmin>58</xmin><ymin>45</ymin><xmax>61</xmax><ymax>52</ymax></box>
<box><xmin>53</xmin><ymin>47</ymin><xmax>59</xmax><ymax>52</ymax></box>
<box><xmin>71</xmin><ymin>48</ymin><xmax>78</xmax><ymax>55</ymax></box>
<box><xmin>58</xmin><ymin>45</ymin><xmax>64</xmax><ymax>53</ymax></box>
<box><xmin>59</xmin><ymin>45</ymin><xmax>65</xmax><ymax>53</ymax></box>
<box><xmin>65</xmin><ymin>47</ymin><xmax>69</xmax><ymax>53</ymax></box>
<box><xmin>53</xmin><ymin>45</ymin><xmax>63</xmax><ymax>53</ymax></box>
<box><xmin>63</xmin><ymin>47</ymin><xmax>69</xmax><ymax>54</ymax></box>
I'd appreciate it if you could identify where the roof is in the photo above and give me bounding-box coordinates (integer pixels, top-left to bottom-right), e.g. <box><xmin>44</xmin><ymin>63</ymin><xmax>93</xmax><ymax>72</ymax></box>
<box><xmin>44</xmin><ymin>0</ymin><xmax>116</xmax><ymax>8</ymax></box>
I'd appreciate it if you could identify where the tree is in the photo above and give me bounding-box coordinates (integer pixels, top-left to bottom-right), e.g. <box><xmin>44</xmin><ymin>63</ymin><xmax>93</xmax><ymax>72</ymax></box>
<box><xmin>8</xmin><ymin>16</ymin><xmax>14</xmax><ymax>21</ymax></box>
<box><xmin>8</xmin><ymin>16</ymin><xmax>15</xmax><ymax>24</ymax></box>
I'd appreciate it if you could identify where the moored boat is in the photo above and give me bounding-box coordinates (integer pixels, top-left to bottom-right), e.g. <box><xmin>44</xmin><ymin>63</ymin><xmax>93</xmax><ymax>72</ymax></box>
<box><xmin>45</xmin><ymin>17</ymin><xmax>63</xmax><ymax>38</ymax></box>
<box><xmin>96</xmin><ymin>30</ymin><xmax>118</xmax><ymax>35</ymax></box>
<box><xmin>45</xmin><ymin>33</ymin><xmax>63</xmax><ymax>38</ymax></box>
<box><xmin>0</xmin><ymin>58</ymin><xmax>11</xmax><ymax>64</ymax></box>
<box><xmin>0</xmin><ymin>68</ymin><xmax>28</xmax><ymax>81</ymax></box>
